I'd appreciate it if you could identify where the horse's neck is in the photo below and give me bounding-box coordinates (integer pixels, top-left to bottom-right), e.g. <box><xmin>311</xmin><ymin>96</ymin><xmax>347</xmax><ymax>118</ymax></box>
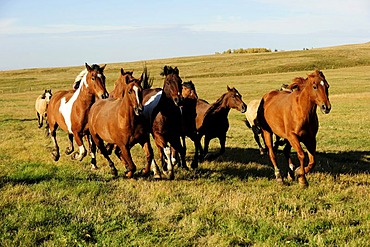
<box><xmin>119</xmin><ymin>98</ymin><xmax>136</xmax><ymax>124</ymax></box>
<box><xmin>296</xmin><ymin>88</ymin><xmax>317</xmax><ymax>120</ymax></box>
<box><xmin>207</xmin><ymin>96</ymin><xmax>230</xmax><ymax>117</ymax></box>
<box><xmin>75</xmin><ymin>84</ymin><xmax>95</xmax><ymax>109</ymax></box>
<box><xmin>158</xmin><ymin>93</ymin><xmax>177</xmax><ymax>114</ymax></box>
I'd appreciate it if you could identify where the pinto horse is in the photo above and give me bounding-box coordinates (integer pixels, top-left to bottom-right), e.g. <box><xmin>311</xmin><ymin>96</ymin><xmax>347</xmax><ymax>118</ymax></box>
<box><xmin>88</xmin><ymin>79</ymin><xmax>157</xmax><ymax>178</ymax></box>
<box><xmin>257</xmin><ymin>70</ymin><xmax>331</xmax><ymax>187</ymax></box>
<box><xmin>195</xmin><ymin>86</ymin><xmax>247</xmax><ymax>162</ymax></box>
<box><xmin>46</xmin><ymin>63</ymin><xmax>109</xmax><ymax>161</ymax></box>
<box><xmin>142</xmin><ymin>66</ymin><xmax>185</xmax><ymax>179</ymax></box>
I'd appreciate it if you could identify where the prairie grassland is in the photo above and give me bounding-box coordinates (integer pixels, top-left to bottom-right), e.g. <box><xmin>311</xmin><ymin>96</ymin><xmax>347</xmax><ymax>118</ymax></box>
<box><xmin>0</xmin><ymin>43</ymin><xmax>369</xmax><ymax>246</ymax></box>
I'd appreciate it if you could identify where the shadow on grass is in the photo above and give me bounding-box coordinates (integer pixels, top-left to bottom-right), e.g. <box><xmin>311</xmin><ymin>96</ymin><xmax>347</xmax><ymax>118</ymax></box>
<box><xmin>203</xmin><ymin>147</ymin><xmax>370</xmax><ymax>177</ymax></box>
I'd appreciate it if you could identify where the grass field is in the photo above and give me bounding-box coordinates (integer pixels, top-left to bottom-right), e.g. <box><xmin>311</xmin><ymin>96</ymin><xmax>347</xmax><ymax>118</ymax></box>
<box><xmin>0</xmin><ymin>43</ymin><xmax>370</xmax><ymax>246</ymax></box>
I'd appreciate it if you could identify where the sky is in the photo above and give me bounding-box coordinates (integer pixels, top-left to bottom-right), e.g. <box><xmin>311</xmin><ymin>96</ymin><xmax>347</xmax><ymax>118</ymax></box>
<box><xmin>0</xmin><ymin>0</ymin><xmax>369</xmax><ymax>71</ymax></box>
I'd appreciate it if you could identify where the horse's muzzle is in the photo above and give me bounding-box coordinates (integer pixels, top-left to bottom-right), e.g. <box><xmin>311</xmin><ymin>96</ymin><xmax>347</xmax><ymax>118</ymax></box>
<box><xmin>134</xmin><ymin>106</ymin><xmax>143</xmax><ymax>116</ymax></box>
<box><xmin>101</xmin><ymin>92</ymin><xmax>109</xmax><ymax>99</ymax></box>
<box><xmin>321</xmin><ymin>103</ymin><xmax>331</xmax><ymax>114</ymax></box>
<box><xmin>174</xmin><ymin>95</ymin><xmax>184</xmax><ymax>106</ymax></box>
<box><xmin>240</xmin><ymin>104</ymin><xmax>247</xmax><ymax>113</ymax></box>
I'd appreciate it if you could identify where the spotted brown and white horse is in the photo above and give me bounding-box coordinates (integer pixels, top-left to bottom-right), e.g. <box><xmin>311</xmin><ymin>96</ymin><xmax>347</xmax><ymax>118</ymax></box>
<box><xmin>46</xmin><ymin>63</ymin><xmax>109</xmax><ymax>161</ymax></box>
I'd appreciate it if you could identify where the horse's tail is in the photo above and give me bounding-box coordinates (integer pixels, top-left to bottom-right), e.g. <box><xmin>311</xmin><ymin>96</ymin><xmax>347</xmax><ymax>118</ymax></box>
<box><xmin>142</xmin><ymin>63</ymin><xmax>154</xmax><ymax>89</ymax></box>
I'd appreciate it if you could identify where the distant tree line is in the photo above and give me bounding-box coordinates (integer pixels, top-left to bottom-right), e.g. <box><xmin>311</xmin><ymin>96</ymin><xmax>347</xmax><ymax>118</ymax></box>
<box><xmin>216</xmin><ymin>48</ymin><xmax>271</xmax><ymax>54</ymax></box>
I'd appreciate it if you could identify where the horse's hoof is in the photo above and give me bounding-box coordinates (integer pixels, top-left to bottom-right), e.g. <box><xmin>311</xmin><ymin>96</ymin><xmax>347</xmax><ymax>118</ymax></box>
<box><xmin>140</xmin><ymin>168</ymin><xmax>151</xmax><ymax>177</ymax></box>
<box><xmin>38</xmin><ymin>124</ymin><xmax>42</xmax><ymax>128</ymax></box>
<box><xmin>71</xmin><ymin>152</ymin><xmax>86</xmax><ymax>161</ymax></box>
<box><xmin>153</xmin><ymin>173</ymin><xmax>162</xmax><ymax>180</ymax></box>
<box><xmin>163</xmin><ymin>170</ymin><xmax>174</xmax><ymax>180</ymax></box>
<box><xmin>191</xmin><ymin>161</ymin><xmax>198</xmax><ymax>169</ymax></box>
<box><xmin>298</xmin><ymin>177</ymin><xmax>309</xmax><ymax>188</ymax></box>
<box><xmin>52</xmin><ymin>151</ymin><xmax>60</xmax><ymax>161</ymax></box>
<box><xmin>111</xmin><ymin>169</ymin><xmax>118</xmax><ymax>177</ymax></box>
<box><xmin>125</xmin><ymin>171</ymin><xmax>134</xmax><ymax>179</ymax></box>
<box><xmin>65</xmin><ymin>147</ymin><xmax>73</xmax><ymax>155</ymax></box>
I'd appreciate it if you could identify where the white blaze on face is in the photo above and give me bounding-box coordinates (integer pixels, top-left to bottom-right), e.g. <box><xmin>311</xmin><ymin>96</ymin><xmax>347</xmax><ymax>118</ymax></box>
<box><xmin>133</xmin><ymin>85</ymin><xmax>140</xmax><ymax>106</ymax></box>
<box><xmin>320</xmin><ymin>81</ymin><xmax>325</xmax><ymax>87</ymax></box>
<box><xmin>59</xmin><ymin>74</ymin><xmax>87</xmax><ymax>133</ymax></box>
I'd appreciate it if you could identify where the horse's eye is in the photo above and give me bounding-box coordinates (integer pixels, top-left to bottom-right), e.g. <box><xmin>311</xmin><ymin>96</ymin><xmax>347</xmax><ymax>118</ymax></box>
<box><xmin>128</xmin><ymin>90</ymin><xmax>132</xmax><ymax>94</ymax></box>
<box><xmin>92</xmin><ymin>77</ymin><xmax>95</xmax><ymax>81</ymax></box>
<box><xmin>313</xmin><ymin>85</ymin><xmax>317</xmax><ymax>90</ymax></box>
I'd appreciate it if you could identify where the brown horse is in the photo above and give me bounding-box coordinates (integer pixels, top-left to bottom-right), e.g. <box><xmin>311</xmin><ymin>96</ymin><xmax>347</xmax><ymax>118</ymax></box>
<box><xmin>46</xmin><ymin>63</ymin><xmax>109</xmax><ymax>161</ymax></box>
<box><xmin>142</xmin><ymin>66</ymin><xmax>185</xmax><ymax>179</ymax></box>
<box><xmin>109</xmin><ymin>68</ymin><xmax>145</xmax><ymax>99</ymax></box>
<box><xmin>195</xmin><ymin>86</ymin><xmax>247</xmax><ymax>162</ymax></box>
<box><xmin>257</xmin><ymin>70</ymin><xmax>331</xmax><ymax>187</ymax></box>
<box><xmin>88</xmin><ymin>79</ymin><xmax>157</xmax><ymax>178</ymax></box>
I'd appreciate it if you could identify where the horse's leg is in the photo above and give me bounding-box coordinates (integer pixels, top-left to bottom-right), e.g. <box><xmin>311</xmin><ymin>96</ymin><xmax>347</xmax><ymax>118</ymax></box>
<box><xmin>118</xmin><ymin>145</ymin><xmax>136</xmax><ymax>179</ymax></box>
<box><xmin>90</xmin><ymin>133</ymin><xmax>118</xmax><ymax>176</ymax></box>
<box><xmin>288</xmin><ymin>135</ymin><xmax>308</xmax><ymax>187</ymax></box>
<box><xmin>303</xmin><ymin>138</ymin><xmax>317</xmax><ymax>174</ymax></box>
<box><xmin>37</xmin><ymin>112</ymin><xmax>42</xmax><ymax>128</ymax></box>
<box><xmin>190</xmin><ymin>134</ymin><xmax>199</xmax><ymax>168</ymax></box>
<box><xmin>218</xmin><ymin>134</ymin><xmax>226</xmax><ymax>157</ymax></box>
<box><xmin>142</xmin><ymin>140</ymin><xmax>161</xmax><ymax>179</ymax></box>
<box><xmin>49</xmin><ymin>123</ymin><xmax>60</xmax><ymax>161</ymax></box>
<box><xmin>203</xmin><ymin>135</ymin><xmax>211</xmax><ymax>160</ymax></box>
<box><xmin>89</xmin><ymin>138</ymin><xmax>98</xmax><ymax>170</ymax></box>
<box><xmin>252</xmin><ymin>126</ymin><xmax>264</xmax><ymax>155</ymax></box>
<box><xmin>71</xmin><ymin>132</ymin><xmax>87</xmax><ymax>161</ymax></box>
<box><xmin>283</xmin><ymin>142</ymin><xmax>295</xmax><ymax>181</ymax></box>
<box><xmin>170</xmin><ymin>137</ymin><xmax>188</xmax><ymax>170</ymax></box>
<box><xmin>262</xmin><ymin>130</ymin><xmax>284</xmax><ymax>184</ymax></box>
<box><xmin>65</xmin><ymin>133</ymin><xmax>74</xmax><ymax>155</ymax></box>
<box><xmin>162</xmin><ymin>146</ymin><xmax>174</xmax><ymax>180</ymax></box>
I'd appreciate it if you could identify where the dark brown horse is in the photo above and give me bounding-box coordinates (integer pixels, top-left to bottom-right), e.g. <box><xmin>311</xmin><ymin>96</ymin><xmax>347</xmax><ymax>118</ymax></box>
<box><xmin>195</xmin><ymin>86</ymin><xmax>247</xmax><ymax>162</ymax></box>
<box><xmin>47</xmin><ymin>63</ymin><xmax>109</xmax><ymax>161</ymax></box>
<box><xmin>257</xmin><ymin>70</ymin><xmax>331</xmax><ymax>187</ymax></box>
<box><xmin>142</xmin><ymin>66</ymin><xmax>185</xmax><ymax>179</ymax></box>
<box><xmin>88</xmin><ymin>79</ymin><xmax>158</xmax><ymax>178</ymax></box>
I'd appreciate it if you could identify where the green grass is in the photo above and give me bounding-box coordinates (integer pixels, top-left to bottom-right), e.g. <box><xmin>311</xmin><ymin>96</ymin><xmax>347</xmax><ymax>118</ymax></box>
<box><xmin>0</xmin><ymin>43</ymin><xmax>370</xmax><ymax>246</ymax></box>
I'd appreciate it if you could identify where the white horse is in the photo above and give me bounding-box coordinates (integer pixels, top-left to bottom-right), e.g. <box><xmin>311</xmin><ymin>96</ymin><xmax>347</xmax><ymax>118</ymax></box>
<box><xmin>35</xmin><ymin>89</ymin><xmax>52</xmax><ymax>128</ymax></box>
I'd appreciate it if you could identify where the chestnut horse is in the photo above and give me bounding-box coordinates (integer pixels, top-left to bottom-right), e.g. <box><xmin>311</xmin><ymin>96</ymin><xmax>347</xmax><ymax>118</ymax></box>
<box><xmin>142</xmin><ymin>66</ymin><xmax>185</xmax><ymax>179</ymax></box>
<box><xmin>257</xmin><ymin>70</ymin><xmax>331</xmax><ymax>187</ymax></box>
<box><xmin>47</xmin><ymin>63</ymin><xmax>109</xmax><ymax>161</ymax></box>
<box><xmin>195</xmin><ymin>86</ymin><xmax>247</xmax><ymax>163</ymax></box>
<box><xmin>109</xmin><ymin>68</ymin><xmax>145</xmax><ymax>99</ymax></box>
<box><xmin>88</xmin><ymin>80</ymin><xmax>157</xmax><ymax>178</ymax></box>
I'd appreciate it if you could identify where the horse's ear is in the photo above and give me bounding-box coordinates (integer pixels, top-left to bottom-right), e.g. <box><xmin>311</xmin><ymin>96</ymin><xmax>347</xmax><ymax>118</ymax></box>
<box><xmin>174</xmin><ymin>67</ymin><xmax>179</xmax><ymax>75</ymax></box>
<box><xmin>85</xmin><ymin>63</ymin><xmax>92</xmax><ymax>72</ymax></box>
<box><xmin>227</xmin><ymin>85</ymin><xmax>231</xmax><ymax>91</ymax></box>
<box><xmin>100</xmin><ymin>64</ymin><xmax>107</xmax><ymax>71</ymax></box>
<box><xmin>163</xmin><ymin>66</ymin><xmax>169</xmax><ymax>76</ymax></box>
<box><xmin>121</xmin><ymin>68</ymin><xmax>125</xmax><ymax>75</ymax></box>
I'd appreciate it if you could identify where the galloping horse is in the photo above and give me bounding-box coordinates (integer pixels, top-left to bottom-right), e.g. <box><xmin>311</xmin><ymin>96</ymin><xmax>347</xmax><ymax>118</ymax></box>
<box><xmin>35</xmin><ymin>89</ymin><xmax>52</xmax><ymax>128</ymax></box>
<box><xmin>88</xmin><ymin>79</ymin><xmax>156</xmax><ymax>178</ymax></box>
<box><xmin>142</xmin><ymin>66</ymin><xmax>185</xmax><ymax>179</ymax></box>
<box><xmin>109</xmin><ymin>68</ymin><xmax>145</xmax><ymax>99</ymax></box>
<box><xmin>195</xmin><ymin>86</ymin><xmax>247</xmax><ymax>162</ymax></box>
<box><xmin>257</xmin><ymin>70</ymin><xmax>331</xmax><ymax>187</ymax></box>
<box><xmin>47</xmin><ymin>63</ymin><xmax>109</xmax><ymax>161</ymax></box>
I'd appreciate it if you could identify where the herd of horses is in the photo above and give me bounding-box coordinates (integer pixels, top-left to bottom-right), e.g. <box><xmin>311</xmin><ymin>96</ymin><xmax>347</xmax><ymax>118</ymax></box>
<box><xmin>35</xmin><ymin>63</ymin><xmax>331</xmax><ymax>187</ymax></box>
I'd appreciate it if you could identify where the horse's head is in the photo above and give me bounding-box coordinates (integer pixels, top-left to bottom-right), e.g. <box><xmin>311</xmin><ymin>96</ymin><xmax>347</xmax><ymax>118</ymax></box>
<box><xmin>85</xmin><ymin>63</ymin><xmax>109</xmax><ymax>99</ymax></box>
<box><xmin>225</xmin><ymin>86</ymin><xmax>247</xmax><ymax>113</ymax></box>
<box><xmin>125</xmin><ymin>79</ymin><xmax>143</xmax><ymax>116</ymax></box>
<box><xmin>112</xmin><ymin>68</ymin><xmax>143</xmax><ymax>98</ymax></box>
<box><xmin>161</xmin><ymin>66</ymin><xmax>183</xmax><ymax>106</ymax></box>
<box><xmin>43</xmin><ymin>89</ymin><xmax>52</xmax><ymax>103</ymax></box>
<box><xmin>307</xmin><ymin>70</ymin><xmax>331</xmax><ymax>114</ymax></box>
<box><xmin>182</xmin><ymin>81</ymin><xmax>198</xmax><ymax>99</ymax></box>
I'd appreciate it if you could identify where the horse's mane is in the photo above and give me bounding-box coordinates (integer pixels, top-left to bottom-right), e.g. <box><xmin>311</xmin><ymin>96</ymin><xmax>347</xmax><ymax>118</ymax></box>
<box><xmin>160</xmin><ymin>65</ymin><xmax>179</xmax><ymax>76</ymax></box>
<box><xmin>183</xmin><ymin>80</ymin><xmax>198</xmax><ymax>98</ymax></box>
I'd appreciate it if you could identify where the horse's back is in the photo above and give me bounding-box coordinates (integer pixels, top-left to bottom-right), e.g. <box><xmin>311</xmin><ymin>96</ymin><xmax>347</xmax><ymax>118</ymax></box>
<box><xmin>245</xmin><ymin>99</ymin><xmax>261</xmax><ymax>127</ymax></box>
<box><xmin>195</xmin><ymin>99</ymin><xmax>211</xmax><ymax>130</ymax></box>
<box><xmin>35</xmin><ymin>95</ymin><xmax>47</xmax><ymax>113</ymax></box>
<box><xmin>259</xmin><ymin>90</ymin><xmax>298</xmax><ymax>138</ymax></box>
